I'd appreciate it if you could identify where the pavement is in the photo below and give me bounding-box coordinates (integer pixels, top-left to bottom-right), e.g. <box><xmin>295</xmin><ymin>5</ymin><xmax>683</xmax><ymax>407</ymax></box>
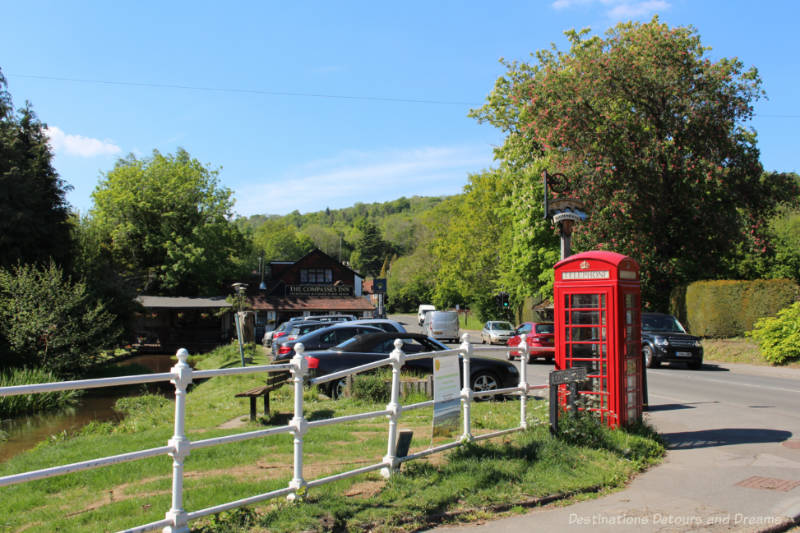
<box><xmin>427</xmin><ymin>360</ymin><xmax>800</xmax><ymax>533</ymax></box>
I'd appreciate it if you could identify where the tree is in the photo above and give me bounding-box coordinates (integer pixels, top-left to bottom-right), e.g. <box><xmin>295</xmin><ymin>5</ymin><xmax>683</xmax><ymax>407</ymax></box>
<box><xmin>91</xmin><ymin>149</ymin><xmax>249</xmax><ymax>295</ymax></box>
<box><xmin>349</xmin><ymin>218</ymin><xmax>388</xmax><ymax>277</ymax></box>
<box><xmin>472</xmin><ymin>18</ymin><xmax>789</xmax><ymax>308</ymax></box>
<box><xmin>253</xmin><ymin>219</ymin><xmax>314</xmax><ymax>262</ymax></box>
<box><xmin>0</xmin><ymin>261</ymin><xmax>121</xmax><ymax>377</ymax></box>
<box><xmin>0</xmin><ymin>67</ymin><xmax>72</xmax><ymax>270</ymax></box>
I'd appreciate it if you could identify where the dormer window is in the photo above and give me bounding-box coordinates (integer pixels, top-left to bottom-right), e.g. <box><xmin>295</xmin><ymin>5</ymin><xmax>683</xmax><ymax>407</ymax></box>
<box><xmin>300</xmin><ymin>268</ymin><xmax>333</xmax><ymax>284</ymax></box>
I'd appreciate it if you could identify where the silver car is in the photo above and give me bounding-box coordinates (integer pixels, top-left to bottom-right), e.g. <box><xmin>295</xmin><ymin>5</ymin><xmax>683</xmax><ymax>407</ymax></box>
<box><xmin>480</xmin><ymin>321</ymin><xmax>515</xmax><ymax>345</ymax></box>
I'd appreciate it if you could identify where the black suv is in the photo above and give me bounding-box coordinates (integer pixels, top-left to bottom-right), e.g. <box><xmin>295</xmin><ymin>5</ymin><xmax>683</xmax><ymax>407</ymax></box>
<box><xmin>641</xmin><ymin>312</ymin><xmax>703</xmax><ymax>369</ymax></box>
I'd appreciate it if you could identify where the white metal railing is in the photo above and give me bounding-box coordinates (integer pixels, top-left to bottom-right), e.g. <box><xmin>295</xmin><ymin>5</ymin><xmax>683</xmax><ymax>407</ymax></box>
<box><xmin>0</xmin><ymin>335</ymin><xmax>546</xmax><ymax>533</ymax></box>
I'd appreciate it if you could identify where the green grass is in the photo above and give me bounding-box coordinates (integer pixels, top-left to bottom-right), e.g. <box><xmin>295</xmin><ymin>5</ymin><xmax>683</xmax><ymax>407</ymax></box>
<box><xmin>703</xmin><ymin>337</ymin><xmax>800</xmax><ymax>368</ymax></box>
<box><xmin>0</xmin><ymin>342</ymin><xmax>664</xmax><ymax>532</ymax></box>
<box><xmin>0</xmin><ymin>367</ymin><xmax>84</xmax><ymax>418</ymax></box>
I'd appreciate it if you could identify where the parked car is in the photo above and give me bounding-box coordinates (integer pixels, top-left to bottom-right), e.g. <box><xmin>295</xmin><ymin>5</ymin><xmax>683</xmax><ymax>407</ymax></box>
<box><xmin>303</xmin><ymin>314</ymin><xmax>356</xmax><ymax>323</ymax></box>
<box><xmin>272</xmin><ymin>321</ymin><xmax>328</xmax><ymax>355</ymax></box>
<box><xmin>507</xmin><ymin>322</ymin><xmax>555</xmax><ymax>361</ymax></box>
<box><xmin>272</xmin><ymin>323</ymin><xmax>384</xmax><ymax>360</ymax></box>
<box><xmin>423</xmin><ymin>310</ymin><xmax>460</xmax><ymax>343</ymax></box>
<box><xmin>348</xmin><ymin>318</ymin><xmax>406</xmax><ymax>333</ymax></box>
<box><xmin>266</xmin><ymin>321</ymin><xmax>294</xmax><ymax>348</ymax></box>
<box><xmin>303</xmin><ymin>332</ymin><xmax>520</xmax><ymax>398</ymax></box>
<box><xmin>480</xmin><ymin>321</ymin><xmax>515</xmax><ymax>345</ymax></box>
<box><xmin>417</xmin><ymin>304</ymin><xmax>436</xmax><ymax>326</ymax></box>
<box><xmin>642</xmin><ymin>312</ymin><xmax>703</xmax><ymax>369</ymax></box>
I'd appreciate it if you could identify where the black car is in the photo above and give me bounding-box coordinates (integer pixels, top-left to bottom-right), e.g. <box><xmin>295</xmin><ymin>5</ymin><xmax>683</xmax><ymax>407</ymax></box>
<box><xmin>303</xmin><ymin>332</ymin><xmax>520</xmax><ymax>399</ymax></box>
<box><xmin>273</xmin><ymin>324</ymin><xmax>384</xmax><ymax>360</ymax></box>
<box><xmin>642</xmin><ymin>312</ymin><xmax>703</xmax><ymax>369</ymax></box>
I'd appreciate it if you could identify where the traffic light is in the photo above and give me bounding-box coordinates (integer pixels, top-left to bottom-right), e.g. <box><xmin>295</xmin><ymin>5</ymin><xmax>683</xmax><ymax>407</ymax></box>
<box><xmin>501</xmin><ymin>292</ymin><xmax>509</xmax><ymax>308</ymax></box>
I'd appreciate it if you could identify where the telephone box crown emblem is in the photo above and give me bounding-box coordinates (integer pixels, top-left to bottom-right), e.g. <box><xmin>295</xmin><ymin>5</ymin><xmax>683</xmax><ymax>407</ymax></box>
<box><xmin>579</xmin><ymin>261</ymin><xmax>590</xmax><ymax>270</ymax></box>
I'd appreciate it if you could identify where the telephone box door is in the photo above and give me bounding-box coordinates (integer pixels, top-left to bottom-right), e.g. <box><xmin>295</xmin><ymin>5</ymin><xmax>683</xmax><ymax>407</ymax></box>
<box><xmin>558</xmin><ymin>289</ymin><xmax>615</xmax><ymax>426</ymax></box>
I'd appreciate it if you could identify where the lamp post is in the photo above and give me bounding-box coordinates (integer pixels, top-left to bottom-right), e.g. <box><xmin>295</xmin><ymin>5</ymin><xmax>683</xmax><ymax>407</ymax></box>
<box><xmin>232</xmin><ymin>282</ymin><xmax>248</xmax><ymax>367</ymax></box>
<box><xmin>543</xmin><ymin>170</ymin><xmax>588</xmax><ymax>260</ymax></box>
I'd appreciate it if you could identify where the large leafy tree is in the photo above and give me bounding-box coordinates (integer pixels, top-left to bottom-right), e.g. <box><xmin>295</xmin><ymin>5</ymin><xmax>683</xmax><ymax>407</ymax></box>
<box><xmin>91</xmin><ymin>149</ymin><xmax>249</xmax><ymax>295</ymax></box>
<box><xmin>252</xmin><ymin>218</ymin><xmax>314</xmax><ymax>262</ymax></box>
<box><xmin>473</xmin><ymin>18</ymin><xmax>793</xmax><ymax>308</ymax></box>
<box><xmin>0</xmin><ymin>68</ymin><xmax>72</xmax><ymax>269</ymax></box>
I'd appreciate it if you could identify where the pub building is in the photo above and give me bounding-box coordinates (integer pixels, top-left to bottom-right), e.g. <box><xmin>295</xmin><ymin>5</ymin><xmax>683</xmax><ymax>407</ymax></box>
<box><xmin>250</xmin><ymin>249</ymin><xmax>376</xmax><ymax>340</ymax></box>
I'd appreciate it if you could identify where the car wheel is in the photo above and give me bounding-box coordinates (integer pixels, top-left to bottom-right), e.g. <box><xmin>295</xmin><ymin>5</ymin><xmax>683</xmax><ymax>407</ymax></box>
<box><xmin>507</xmin><ymin>351</ymin><xmax>515</xmax><ymax>361</ymax></box>
<box><xmin>643</xmin><ymin>345</ymin><xmax>659</xmax><ymax>368</ymax></box>
<box><xmin>471</xmin><ymin>371</ymin><xmax>499</xmax><ymax>393</ymax></box>
<box><xmin>481</xmin><ymin>335</ymin><xmax>486</xmax><ymax>344</ymax></box>
<box><xmin>688</xmin><ymin>359</ymin><xmax>703</xmax><ymax>370</ymax></box>
<box><xmin>329</xmin><ymin>378</ymin><xmax>347</xmax><ymax>399</ymax></box>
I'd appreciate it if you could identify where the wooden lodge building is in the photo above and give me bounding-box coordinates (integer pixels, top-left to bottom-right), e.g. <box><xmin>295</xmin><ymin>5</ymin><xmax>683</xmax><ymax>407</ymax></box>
<box><xmin>250</xmin><ymin>249</ymin><xmax>375</xmax><ymax>339</ymax></box>
<box><xmin>130</xmin><ymin>249</ymin><xmax>376</xmax><ymax>351</ymax></box>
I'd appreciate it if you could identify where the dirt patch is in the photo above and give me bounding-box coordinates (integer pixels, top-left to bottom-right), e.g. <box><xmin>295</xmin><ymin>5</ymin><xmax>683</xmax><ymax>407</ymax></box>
<box><xmin>344</xmin><ymin>479</ymin><xmax>385</xmax><ymax>498</ymax></box>
<box><xmin>217</xmin><ymin>416</ymin><xmax>251</xmax><ymax>429</ymax></box>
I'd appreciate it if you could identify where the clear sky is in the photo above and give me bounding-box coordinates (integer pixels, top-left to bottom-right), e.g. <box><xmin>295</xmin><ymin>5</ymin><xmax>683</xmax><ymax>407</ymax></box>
<box><xmin>2</xmin><ymin>1</ymin><xmax>798</xmax><ymax>217</ymax></box>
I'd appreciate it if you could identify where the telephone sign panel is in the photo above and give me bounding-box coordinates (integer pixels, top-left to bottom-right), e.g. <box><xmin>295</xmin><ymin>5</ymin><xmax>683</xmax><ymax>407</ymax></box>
<box><xmin>553</xmin><ymin>251</ymin><xmax>642</xmax><ymax>427</ymax></box>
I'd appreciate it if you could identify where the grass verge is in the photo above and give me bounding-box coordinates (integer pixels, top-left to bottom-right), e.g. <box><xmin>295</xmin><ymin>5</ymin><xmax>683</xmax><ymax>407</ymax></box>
<box><xmin>702</xmin><ymin>337</ymin><xmax>800</xmax><ymax>368</ymax></box>
<box><xmin>0</xmin><ymin>343</ymin><xmax>664</xmax><ymax>532</ymax></box>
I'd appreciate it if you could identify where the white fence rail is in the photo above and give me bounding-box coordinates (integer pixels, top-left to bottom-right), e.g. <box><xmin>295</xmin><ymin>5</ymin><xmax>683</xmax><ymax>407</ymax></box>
<box><xmin>0</xmin><ymin>335</ymin><xmax>546</xmax><ymax>533</ymax></box>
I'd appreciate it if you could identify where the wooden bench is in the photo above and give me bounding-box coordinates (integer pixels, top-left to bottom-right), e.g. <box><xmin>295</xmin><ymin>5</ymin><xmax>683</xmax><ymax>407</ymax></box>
<box><xmin>235</xmin><ymin>372</ymin><xmax>291</xmax><ymax>421</ymax></box>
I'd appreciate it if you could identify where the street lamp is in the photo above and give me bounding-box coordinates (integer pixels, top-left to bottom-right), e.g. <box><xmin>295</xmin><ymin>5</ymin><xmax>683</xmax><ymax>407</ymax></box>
<box><xmin>231</xmin><ymin>282</ymin><xmax>248</xmax><ymax>366</ymax></box>
<box><xmin>543</xmin><ymin>170</ymin><xmax>588</xmax><ymax>260</ymax></box>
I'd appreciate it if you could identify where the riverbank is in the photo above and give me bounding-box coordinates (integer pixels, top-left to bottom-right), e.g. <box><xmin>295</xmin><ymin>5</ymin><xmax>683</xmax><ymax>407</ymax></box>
<box><xmin>0</xmin><ymin>343</ymin><xmax>663</xmax><ymax>532</ymax></box>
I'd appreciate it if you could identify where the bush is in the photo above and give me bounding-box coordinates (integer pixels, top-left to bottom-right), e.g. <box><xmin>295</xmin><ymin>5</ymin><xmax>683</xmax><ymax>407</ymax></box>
<box><xmin>0</xmin><ymin>367</ymin><xmax>83</xmax><ymax>417</ymax></box>
<box><xmin>672</xmin><ymin>279</ymin><xmax>799</xmax><ymax>337</ymax></box>
<box><xmin>0</xmin><ymin>261</ymin><xmax>122</xmax><ymax>377</ymax></box>
<box><xmin>747</xmin><ymin>301</ymin><xmax>800</xmax><ymax>365</ymax></box>
<box><xmin>351</xmin><ymin>374</ymin><xmax>390</xmax><ymax>403</ymax></box>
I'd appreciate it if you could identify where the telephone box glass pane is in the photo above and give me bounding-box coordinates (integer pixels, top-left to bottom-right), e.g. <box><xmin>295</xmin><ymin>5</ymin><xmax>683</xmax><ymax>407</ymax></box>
<box><xmin>571</xmin><ymin>294</ymin><xmax>601</xmax><ymax>308</ymax></box>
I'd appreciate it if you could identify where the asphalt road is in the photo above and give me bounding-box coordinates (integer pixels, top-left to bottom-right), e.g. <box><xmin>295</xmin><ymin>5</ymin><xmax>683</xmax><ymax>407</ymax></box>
<box><xmin>388</xmin><ymin>314</ymin><xmax>800</xmax><ymax>532</ymax></box>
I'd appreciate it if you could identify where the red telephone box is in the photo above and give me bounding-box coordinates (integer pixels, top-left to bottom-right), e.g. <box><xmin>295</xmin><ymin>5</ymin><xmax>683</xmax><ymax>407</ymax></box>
<box><xmin>553</xmin><ymin>251</ymin><xmax>642</xmax><ymax>428</ymax></box>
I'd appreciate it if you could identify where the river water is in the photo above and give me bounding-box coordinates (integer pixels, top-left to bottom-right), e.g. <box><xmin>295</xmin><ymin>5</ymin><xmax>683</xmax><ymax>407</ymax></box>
<box><xmin>0</xmin><ymin>354</ymin><xmax>177</xmax><ymax>463</ymax></box>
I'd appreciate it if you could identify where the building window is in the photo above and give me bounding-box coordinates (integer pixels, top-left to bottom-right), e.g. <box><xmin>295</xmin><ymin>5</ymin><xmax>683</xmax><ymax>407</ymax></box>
<box><xmin>300</xmin><ymin>268</ymin><xmax>333</xmax><ymax>284</ymax></box>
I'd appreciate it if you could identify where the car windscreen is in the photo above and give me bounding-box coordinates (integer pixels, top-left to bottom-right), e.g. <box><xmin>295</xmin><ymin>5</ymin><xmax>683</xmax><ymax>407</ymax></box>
<box><xmin>535</xmin><ymin>324</ymin><xmax>555</xmax><ymax>334</ymax></box>
<box><xmin>490</xmin><ymin>322</ymin><xmax>513</xmax><ymax>330</ymax></box>
<box><xmin>642</xmin><ymin>315</ymin><xmax>686</xmax><ymax>333</ymax></box>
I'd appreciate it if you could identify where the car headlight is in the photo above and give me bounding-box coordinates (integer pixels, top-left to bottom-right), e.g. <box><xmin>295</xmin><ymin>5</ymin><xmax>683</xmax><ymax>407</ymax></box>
<box><xmin>654</xmin><ymin>336</ymin><xmax>669</xmax><ymax>346</ymax></box>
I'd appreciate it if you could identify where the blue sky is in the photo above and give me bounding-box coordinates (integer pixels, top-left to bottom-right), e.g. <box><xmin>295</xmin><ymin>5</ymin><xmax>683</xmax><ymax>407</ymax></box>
<box><xmin>2</xmin><ymin>1</ymin><xmax>798</xmax><ymax>217</ymax></box>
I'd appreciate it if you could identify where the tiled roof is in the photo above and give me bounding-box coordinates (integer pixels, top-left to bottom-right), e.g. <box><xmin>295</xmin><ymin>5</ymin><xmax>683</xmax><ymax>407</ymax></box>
<box><xmin>250</xmin><ymin>295</ymin><xmax>374</xmax><ymax>311</ymax></box>
<box><xmin>136</xmin><ymin>296</ymin><xmax>232</xmax><ymax>309</ymax></box>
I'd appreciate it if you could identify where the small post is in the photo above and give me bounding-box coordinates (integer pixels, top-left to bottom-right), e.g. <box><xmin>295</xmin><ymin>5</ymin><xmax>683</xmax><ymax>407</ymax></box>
<box><xmin>287</xmin><ymin>343</ymin><xmax>308</xmax><ymax>501</ymax></box>
<box><xmin>459</xmin><ymin>333</ymin><xmax>473</xmax><ymax>442</ymax></box>
<box><xmin>549</xmin><ymin>380</ymin><xmax>559</xmax><ymax>435</ymax></box>
<box><xmin>519</xmin><ymin>334</ymin><xmax>529</xmax><ymax>429</ymax></box>
<box><xmin>163</xmin><ymin>348</ymin><xmax>192</xmax><ymax>533</ymax></box>
<box><xmin>381</xmin><ymin>339</ymin><xmax>405</xmax><ymax>479</ymax></box>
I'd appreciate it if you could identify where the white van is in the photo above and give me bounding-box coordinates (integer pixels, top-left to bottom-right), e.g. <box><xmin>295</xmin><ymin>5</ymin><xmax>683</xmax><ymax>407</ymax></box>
<box><xmin>423</xmin><ymin>310</ymin><xmax>460</xmax><ymax>343</ymax></box>
<box><xmin>417</xmin><ymin>304</ymin><xmax>436</xmax><ymax>326</ymax></box>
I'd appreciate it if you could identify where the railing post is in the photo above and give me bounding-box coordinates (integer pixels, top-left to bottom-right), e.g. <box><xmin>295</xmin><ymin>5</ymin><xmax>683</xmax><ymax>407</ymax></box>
<box><xmin>519</xmin><ymin>334</ymin><xmax>529</xmax><ymax>429</ymax></box>
<box><xmin>163</xmin><ymin>348</ymin><xmax>192</xmax><ymax>533</ymax></box>
<box><xmin>381</xmin><ymin>339</ymin><xmax>405</xmax><ymax>479</ymax></box>
<box><xmin>287</xmin><ymin>343</ymin><xmax>309</xmax><ymax>501</ymax></box>
<box><xmin>460</xmin><ymin>333</ymin><xmax>473</xmax><ymax>442</ymax></box>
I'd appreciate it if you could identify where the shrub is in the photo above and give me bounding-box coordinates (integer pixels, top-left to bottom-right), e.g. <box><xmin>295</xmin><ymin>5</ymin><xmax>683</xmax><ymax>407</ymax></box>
<box><xmin>747</xmin><ymin>301</ymin><xmax>800</xmax><ymax>365</ymax></box>
<box><xmin>672</xmin><ymin>279</ymin><xmax>799</xmax><ymax>337</ymax></box>
<box><xmin>0</xmin><ymin>367</ymin><xmax>83</xmax><ymax>417</ymax></box>
<box><xmin>351</xmin><ymin>374</ymin><xmax>390</xmax><ymax>403</ymax></box>
<box><xmin>0</xmin><ymin>261</ymin><xmax>122</xmax><ymax>377</ymax></box>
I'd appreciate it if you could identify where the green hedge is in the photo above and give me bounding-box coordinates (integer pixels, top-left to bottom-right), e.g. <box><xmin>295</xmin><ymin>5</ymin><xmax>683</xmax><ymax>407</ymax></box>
<box><xmin>670</xmin><ymin>279</ymin><xmax>799</xmax><ymax>337</ymax></box>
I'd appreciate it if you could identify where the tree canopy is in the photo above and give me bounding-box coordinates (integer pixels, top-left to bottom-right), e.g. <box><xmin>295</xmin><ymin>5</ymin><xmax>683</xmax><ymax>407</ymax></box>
<box><xmin>0</xmin><ymin>68</ymin><xmax>72</xmax><ymax>270</ymax></box>
<box><xmin>472</xmin><ymin>18</ymin><xmax>796</xmax><ymax>308</ymax></box>
<box><xmin>91</xmin><ymin>148</ymin><xmax>250</xmax><ymax>295</ymax></box>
